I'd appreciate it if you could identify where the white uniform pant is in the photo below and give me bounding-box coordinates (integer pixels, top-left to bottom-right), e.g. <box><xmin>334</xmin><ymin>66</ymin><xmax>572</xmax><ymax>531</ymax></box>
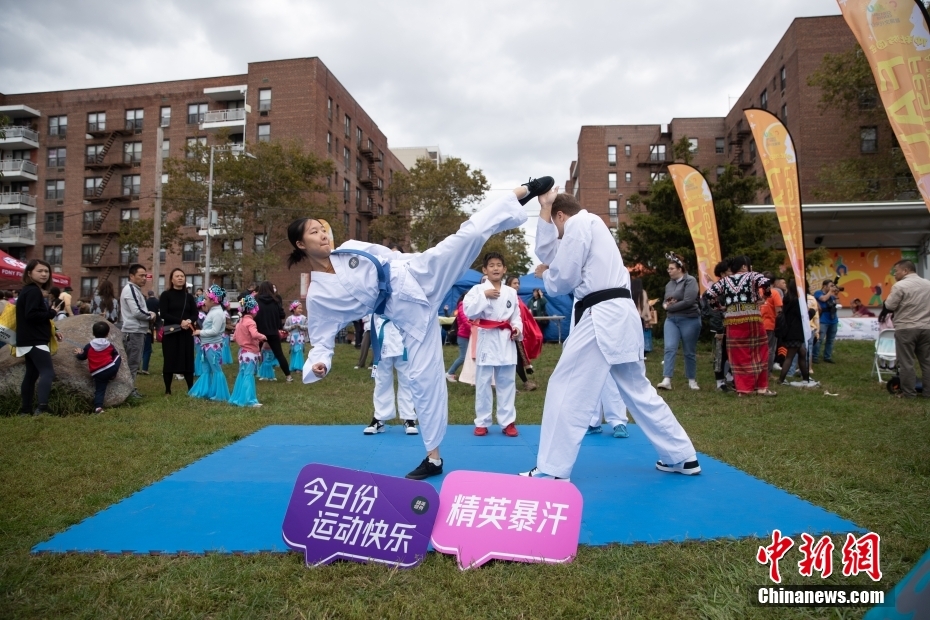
<box><xmin>399</xmin><ymin>192</ymin><xmax>527</xmax><ymax>452</ymax></box>
<box><xmin>589</xmin><ymin>379</ymin><xmax>629</xmax><ymax>428</ymax></box>
<box><xmin>373</xmin><ymin>355</ymin><xmax>416</xmax><ymax>422</ymax></box>
<box><xmin>474</xmin><ymin>364</ymin><xmax>517</xmax><ymax>428</ymax></box>
<box><xmin>538</xmin><ymin>312</ymin><xmax>696</xmax><ymax>478</ymax></box>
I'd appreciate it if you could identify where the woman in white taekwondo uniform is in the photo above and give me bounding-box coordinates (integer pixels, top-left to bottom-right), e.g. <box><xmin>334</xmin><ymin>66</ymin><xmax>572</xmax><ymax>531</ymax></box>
<box><xmin>520</xmin><ymin>188</ymin><xmax>700</xmax><ymax>481</ymax></box>
<box><xmin>286</xmin><ymin>176</ymin><xmax>554</xmax><ymax>480</ymax></box>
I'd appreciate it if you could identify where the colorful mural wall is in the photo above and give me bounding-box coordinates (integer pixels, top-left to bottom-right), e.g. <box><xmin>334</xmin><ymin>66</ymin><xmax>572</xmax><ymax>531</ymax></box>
<box><xmin>806</xmin><ymin>248</ymin><xmax>919</xmax><ymax>308</ymax></box>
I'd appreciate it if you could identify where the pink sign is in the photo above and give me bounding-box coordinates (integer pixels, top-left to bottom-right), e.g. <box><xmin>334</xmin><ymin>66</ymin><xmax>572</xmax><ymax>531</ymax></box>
<box><xmin>430</xmin><ymin>470</ymin><xmax>582</xmax><ymax>570</ymax></box>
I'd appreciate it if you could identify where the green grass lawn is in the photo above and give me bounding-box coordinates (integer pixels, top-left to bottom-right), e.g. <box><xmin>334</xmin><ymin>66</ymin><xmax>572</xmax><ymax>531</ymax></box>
<box><xmin>0</xmin><ymin>339</ymin><xmax>928</xmax><ymax>619</ymax></box>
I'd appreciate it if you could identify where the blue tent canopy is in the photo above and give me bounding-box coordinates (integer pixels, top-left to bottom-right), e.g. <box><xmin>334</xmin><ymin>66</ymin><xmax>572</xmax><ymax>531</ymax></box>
<box><xmin>439</xmin><ymin>270</ymin><xmax>573</xmax><ymax>342</ymax></box>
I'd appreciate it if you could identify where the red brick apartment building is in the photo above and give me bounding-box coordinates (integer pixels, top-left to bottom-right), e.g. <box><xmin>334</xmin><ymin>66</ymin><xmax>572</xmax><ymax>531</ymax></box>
<box><xmin>566</xmin><ymin>15</ymin><xmax>868</xmax><ymax>230</ymax></box>
<box><xmin>0</xmin><ymin>57</ymin><xmax>405</xmax><ymax>299</ymax></box>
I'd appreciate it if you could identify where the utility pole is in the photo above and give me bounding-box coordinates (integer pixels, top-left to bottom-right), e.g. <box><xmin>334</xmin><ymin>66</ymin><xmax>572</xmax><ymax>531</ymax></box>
<box><xmin>152</xmin><ymin>126</ymin><xmax>163</xmax><ymax>293</ymax></box>
<box><xmin>204</xmin><ymin>145</ymin><xmax>215</xmax><ymax>288</ymax></box>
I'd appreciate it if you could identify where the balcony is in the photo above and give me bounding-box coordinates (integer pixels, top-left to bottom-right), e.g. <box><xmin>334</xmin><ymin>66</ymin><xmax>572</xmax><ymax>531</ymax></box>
<box><xmin>0</xmin><ymin>225</ymin><xmax>36</xmax><ymax>247</ymax></box>
<box><xmin>0</xmin><ymin>159</ymin><xmax>38</xmax><ymax>181</ymax></box>
<box><xmin>0</xmin><ymin>126</ymin><xmax>40</xmax><ymax>150</ymax></box>
<box><xmin>86</xmin><ymin>122</ymin><xmax>131</xmax><ymax>138</ymax></box>
<box><xmin>199</xmin><ymin>108</ymin><xmax>247</xmax><ymax>133</ymax></box>
<box><xmin>85</xmin><ymin>154</ymin><xmax>131</xmax><ymax>169</ymax></box>
<box><xmin>0</xmin><ymin>193</ymin><xmax>37</xmax><ymax>214</ymax></box>
<box><xmin>83</xmin><ymin>190</ymin><xmax>131</xmax><ymax>204</ymax></box>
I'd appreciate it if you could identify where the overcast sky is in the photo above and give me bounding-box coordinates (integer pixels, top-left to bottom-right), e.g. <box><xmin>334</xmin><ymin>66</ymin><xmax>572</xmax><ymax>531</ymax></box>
<box><xmin>1</xmin><ymin>0</ymin><xmax>842</xmax><ymax>246</ymax></box>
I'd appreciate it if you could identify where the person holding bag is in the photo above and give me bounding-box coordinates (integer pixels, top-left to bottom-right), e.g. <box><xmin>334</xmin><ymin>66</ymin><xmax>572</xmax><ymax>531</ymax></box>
<box><xmin>16</xmin><ymin>259</ymin><xmax>61</xmax><ymax>415</ymax></box>
<box><xmin>159</xmin><ymin>268</ymin><xmax>198</xmax><ymax>395</ymax></box>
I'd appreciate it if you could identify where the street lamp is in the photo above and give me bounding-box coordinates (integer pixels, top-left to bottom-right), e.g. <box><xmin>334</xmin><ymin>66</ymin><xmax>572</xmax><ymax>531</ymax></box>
<box><xmin>203</xmin><ymin>144</ymin><xmax>256</xmax><ymax>288</ymax></box>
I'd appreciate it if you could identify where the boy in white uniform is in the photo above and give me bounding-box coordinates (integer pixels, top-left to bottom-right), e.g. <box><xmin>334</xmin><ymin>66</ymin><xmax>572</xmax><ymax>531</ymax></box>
<box><xmin>588</xmin><ymin>379</ymin><xmax>630</xmax><ymax>438</ymax></box>
<box><xmin>363</xmin><ymin>315</ymin><xmax>419</xmax><ymax>435</ymax></box>
<box><xmin>463</xmin><ymin>252</ymin><xmax>523</xmax><ymax>437</ymax></box>
<box><xmin>520</xmin><ymin>189</ymin><xmax>700</xmax><ymax>481</ymax></box>
<box><xmin>289</xmin><ymin>176</ymin><xmax>554</xmax><ymax>480</ymax></box>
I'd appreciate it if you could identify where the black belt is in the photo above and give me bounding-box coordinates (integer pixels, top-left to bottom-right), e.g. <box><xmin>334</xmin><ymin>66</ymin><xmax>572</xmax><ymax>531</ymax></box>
<box><xmin>574</xmin><ymin>287</ymin><xmax>631</xmax><ymax>325</ymax></box>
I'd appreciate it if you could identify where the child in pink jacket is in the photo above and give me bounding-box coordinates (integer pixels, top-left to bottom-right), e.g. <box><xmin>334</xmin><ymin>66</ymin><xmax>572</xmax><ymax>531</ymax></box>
<box><xmin>229</xmin><ymin>295</ymin><xmax>266</xmax><ymax>407</ymax></box>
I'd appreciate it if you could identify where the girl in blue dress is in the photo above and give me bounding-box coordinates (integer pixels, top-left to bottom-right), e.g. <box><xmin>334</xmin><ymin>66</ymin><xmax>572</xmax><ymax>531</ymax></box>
<box><xmin>189</xmin><ymin>285</ymin><xmax>231</xmax><ymax>401</ymax></box>
<box><xmin>284</xmin><ymin>301</ymin><xmax>309</xmax><ymax>374</ymax></box>
<box><xmin>229</xmin><ymin>294</ymin><xmax>265</xmax><ymax>407</ymax></box>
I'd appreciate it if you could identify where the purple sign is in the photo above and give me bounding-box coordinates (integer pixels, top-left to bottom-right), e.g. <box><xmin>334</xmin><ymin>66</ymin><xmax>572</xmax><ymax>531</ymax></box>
<box><xmin>282</xmin><ymin>463</ymin><xmax>439</xmax><ymax>568</ymax></box>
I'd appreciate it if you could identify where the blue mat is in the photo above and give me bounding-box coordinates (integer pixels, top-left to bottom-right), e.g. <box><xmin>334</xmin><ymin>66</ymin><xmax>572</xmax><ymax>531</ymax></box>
<box><xmin>33</xmin><ymin>425</ymin><xmax>859</xmax><ymax>554</ymax></box>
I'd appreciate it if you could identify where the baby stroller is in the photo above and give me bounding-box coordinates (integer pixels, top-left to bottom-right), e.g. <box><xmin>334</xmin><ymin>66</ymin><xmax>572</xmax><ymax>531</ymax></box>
<box><xmin>877</xmin><ymin>330</ymin><xmax>925</xmax><ymax>394</ymax></box>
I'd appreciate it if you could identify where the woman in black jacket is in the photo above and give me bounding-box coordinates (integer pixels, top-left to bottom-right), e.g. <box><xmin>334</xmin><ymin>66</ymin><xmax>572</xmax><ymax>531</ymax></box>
<box><xmin>776</xmin><ymin>281</ymin><xmax>818</xmax><ymax>387</ymax></box>
<box><xmin>254</xmin><ymin>281</ymin><xmax>292</xmax><ymax>382</ymax></box>
<box><xmin>159</xmin><ymin>268</ymin><xmax>198</xmax><ymax>394</ymax></box>
<box><xmin>16</xmin><ymin>259</ymin><xmax>60</xmax><ymax>415</ymax></box>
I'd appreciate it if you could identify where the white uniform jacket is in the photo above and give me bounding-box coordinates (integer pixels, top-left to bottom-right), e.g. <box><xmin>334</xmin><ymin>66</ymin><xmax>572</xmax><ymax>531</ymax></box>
<box><xmin>463</xmin><ymin>281</ymin><xmax>523</xmax><ymax>367</ymax></box>
<box><xmin>373</xmin><ymin>315</ymin><xmax>405</xmax><ymax>359</ymax></box>
<box><xmin>535</xmin><ymin>209</ymin><xmax>643</xmax><ymax>365</ymax></box>
<box><xmin>304</xmin><ymin>241</ymin><xmax>426</xmax><ymax>381</ymax></box>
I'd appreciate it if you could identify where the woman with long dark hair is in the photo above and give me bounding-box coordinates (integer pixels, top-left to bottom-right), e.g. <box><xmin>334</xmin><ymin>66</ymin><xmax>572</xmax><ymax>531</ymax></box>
<box><xmin>16</xmin><ymin>259</ymin><xmax>60</xmax><ymax>415</ymax></box>
<box><xmin>91</xmin><ymin>280</ymin><xmax>119</xmax><ymax>323</ymax></box>
<box><xmin>776</xmin><ymin>281</ymin><xmax>819</xmax><ymax>387</ymax></box>
<box><xmin>254</xmin><ymin>281</ymin><xmax>291</xmax><ymax>382</ymax></box>
<box><xmin>159</xmin><ymin>268</ymin><xmax>198</xmax><ymax>394</ymax></box>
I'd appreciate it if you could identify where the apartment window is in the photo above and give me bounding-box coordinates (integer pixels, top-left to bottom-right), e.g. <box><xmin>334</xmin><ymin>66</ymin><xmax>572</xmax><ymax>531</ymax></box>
<box><xmin>716</xmin><ymin>166</ymin><xmax>725</xmax><ymax>179</ymax></box>
<box><xmin>327</xmin><ymin>97</ymin><xmax>333</xmax><ymax>120</ymax></box>
<box><xmin>44</xmin><ymin>246</ymin><xmax>63</xmax><ymax>266</ymax></box>
<box><xmin>327</xmin><ymin>132</ymin><xmax>332</xmax><ymax>154</ymax></box>
<box><xmin>45</xmin><ymin>180</ymin><xmax>65</xmax><ymax>200</ymax></box>
<box><xmin>650</xmin><ymin>171</ymin><xmax>668</xmax><ymax>182</ymax></box>
<box><xmin>781</xmin><ymin>104</ymin><xmax>788</xmax><ymax>123</ymax></box>
<box><xmin>186</xmin><ymin>136</ymin><xmax>206</xmax><ymax>158</ymax></box>
<box><xmin>343</xmin><ymin>146</ymin><xmax>350</xmax><ymax>170</ymax></box>
<box><xmin>253</xmin><ymin>233</ymin><xmax>266</xmax><ymax>252</ymax></box>
<box><xmin>81</xmin><ymin>245</ymin><xmax>100</xmax><ymax>264</ymax></box>
<box><xmin>257</xmin><ymin>124</ymin><xmax>270</xmax><ymax>143</ymax></box>
<box><xmin>124</xmin><ymin>141</ymin><xmax>142</xmax><ymax>164</ymax></box>
<box><xmin>188</xmin><ymin>103</ymin><xmax>208</xmax><ymax>124</ymax></box>
<box><xmin>258</xmin><ymin>88</ymin><xmax>272</xmax><ymax>111</ymax></box>
<box><xmin>87</xmin><ymin>112</ymin><xmax>106</xmax><ymax>132</ymax></box>
<box><xmin>378</xmin><ymin>149</ymin><xmax>384</xmax><ymax>170</ymax></box>
<box><xmin>182</xmin><ymin>241</ymin><xmax>203</xmax><ymax>262</ymax></box>
<box><xmin>222</xmin><ymin>239</ymin><xmax>243</xmax><ymax>254</ymax></box>
<box><xmin>82</xmin><ymin>210</ymin><xmax>101</xmax><ymax>232</ymax></box>
<box><xmin>120</xmin><ymin>245</ymin><xmax>139</xmax><ymax>264</ymax></box>
<box><xmin>40</xmin><ymin>212</ymin><xmax>62</xmax><ymax>234</ymax></box>
<box><xmin>47</xmin><ymin>147</ymin><xmax>66</xmax><ymax>168</ymax></box>
<box><xmin>760</xmin><ymin>89</ymin><xmax>768</xmax><ymax>110</ymax></box>
<box><xmin>607</xmin><ymin>146</ymin><xmax>617</xmax><ymax>165</ymax></box>
<box><xmin>649</xmin><ymin>144</ymin><xmax>666</xmax><ymax>161</ymax></box>
<box><xmin>344</xmin><ymin>114</ymin><xmax>351</xmax><ymax>138</ymax></box>
<box><xmin>356</xmin><ymin>127</ymin><xmax>363</xmax><ymax>147</ymax></box>
<box><xmin>160</xmin><ymin>106</ymin><xmax>171</xmax><ymax>127</ymax></box>
<box><xmin>688</xmin><ymin>138</ymin><xmax>698</xmax><ymax>153</ymax></box>
<box><xmin>161</xmin><ymin>174</ymin><xmax>169</xmax><ymax>185</ymax></box>
<box><xmin>356</xmin><ymin>158</ymin><xmax>362</xmax><ymax>178</ymax></box>
<box><xmin>715</xmin><ymin>137</ymin><xmax>725</xmax><ymax>154</ymax></box>
<box><xmin>608</xmin><ymin>199</ymin><xmax>618</xmax><ymax>218</ymax></box>
<box><xmin>161</xmin><ymin>139</ymin><xmax>170</xmax><ymax>159</ymax></box>
<box><xmin>780</xmin><ymin>66</ymin><xmax>786</xmax><ymax>91</ymax></box>
<box><xmin>624</xmin><ymin>172</ymin><xmax>632</xmax><ymax>183</ymax></box>
<box><xmin>159</xmin><ymin>248</ymin><xmax>167</xmax><ymax>263</ymax></box>
<box><xmin>84</xmin><ymin>177</ymin><xmax>102</xmax><ymax>197</ymax></box>
<box><xmin>125</xmin><ymin>108</ymin><xmax>144</xmax><ymax>132</ymax></box>
<box><xmin>355</xmin><ymin>187</ymin><xmax>361</xmax><ymax>207</ymax></box>
<box><xmin>624</xmin><ymin>144</ymin><xmax>631</xmax><ymax>157</ymax></box>
<box><xmin>343</xmin><ymin>179</ymin><xmax>350</xmax><ymax>202</ymax></box>
<box><xmin>749</xmin><ymin>139</ymin><xmax>757</xmax><ymax>161</ymax></box>
<box><xmin>343</xmin><ymin>212</ymin><xmax>350</xmax><ymax>231</ymax></box>
<box><xmin>86</xmin><ymin>144</ymin><xmax>103</xmax><ymax>164</ymax></box>
<box><xmin>355</xmin><ymin>219</ymin><xmax>362</xmax><ymax>240</ymax></box>
<box><xmin>861</xmin><ymin>126</ymin><xmax>878</xmax><ymax>153</ymax></box>
<box><xmin>121</xmin><ymin>208</ymin><xmax>140</xmax><ymax>222</ymax></box>
<box><xmin>122</xmin><ymin>174</ymin><xmax>141</xmax><ymax>197</ymax></box>
<box><xmin>48</xmin><ymin>115</ymin><xmax>67</xmax><ymax>137</ymax></box>
<box><xmin>81</xmin><ymin>277</ymin><xmax>98</xmax><ymax>299</ymax></box>
<box><xmin>608</xmin><ymin>173</ymin><xmax>617</xmax><ymax>192</ymax></box>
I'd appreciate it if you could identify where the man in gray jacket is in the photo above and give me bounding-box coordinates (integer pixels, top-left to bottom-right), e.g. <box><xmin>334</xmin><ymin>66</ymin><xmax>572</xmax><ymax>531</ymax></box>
<box><xmin>883</xmin><ymin>260</ymin><xmax>930</xmax><ymax>398</ymax></box>
<box><xmin>120</xmin><ymin>263</ymin><xmax>156</xmax><ymax>396</ymax></box>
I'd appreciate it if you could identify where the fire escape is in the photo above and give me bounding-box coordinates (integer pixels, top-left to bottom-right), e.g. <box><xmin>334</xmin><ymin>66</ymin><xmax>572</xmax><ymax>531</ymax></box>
<box><xmin>358</xmin><ymin>144</ymin><xmax>383</xmax><ymax>216</ymax></box>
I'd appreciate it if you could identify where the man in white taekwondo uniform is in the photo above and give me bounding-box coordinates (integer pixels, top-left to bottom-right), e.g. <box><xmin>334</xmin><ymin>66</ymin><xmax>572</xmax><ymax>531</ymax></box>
<box><xmin>363</xmin><ymin>315</ymin><xmax>419</xmax><ymax>436</ymax></box>
<box><xmin>294</xmin><ymin>177</ymin><xmax>555</xmax><ymax>480</ymax></box>
<box><xmin>520</xmin><ymin>188</ymin><xmax>700</xmax><ymax>481</ymax></box>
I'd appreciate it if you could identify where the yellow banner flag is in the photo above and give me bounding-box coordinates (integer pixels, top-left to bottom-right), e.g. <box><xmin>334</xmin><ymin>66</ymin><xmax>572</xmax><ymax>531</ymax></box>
<box><xmin>668</xmin><ymin>164</ymin><xmax>721</xmax><ymax>293</ymax></box>
<box><xmin>745</xmin><ymin>109</ymin><xmax>811</xmax><ymax>344</ymax></box>
<box><xmin>838</xmin><ymin>0</ymin><xmax>930</xmax><ymax>212</ymax></box>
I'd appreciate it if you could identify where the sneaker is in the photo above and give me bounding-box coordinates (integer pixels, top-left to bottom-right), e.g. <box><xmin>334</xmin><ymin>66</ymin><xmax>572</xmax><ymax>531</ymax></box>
<box><xmin>526</xmin><ymin>365</ymin><xmax>534</xmax><ymax>375</ymax></box>
<box><xmin>251</xmin><ymin>403</ymin><xmax>263</xmax><ymax>407</ymax></box>
<box><xmin>138</xmin><ymin>370</ymin><xmax>149</xmax><ymax>375</ymax></box>
<box><xmin>93</xmin><ymin>407</ymin><xmax>104</xmax><ymax>414</ymax></box>
<box><xmin>353</xmin><ymin>366</ymin><xmax>360</xmax><ymax>370</ymax></box>
<box><xmin>586</xmin><ymin>425</ymin><xmax>602</xmax><ymax>435</ymax></box>
<box><xmin>446</xmin><ymin>374</ymin><xmax>457</xmax><ymax>383</ymax></box>
<box><xmin>286</xmin><ymin>376</ymin><xmax>294</xmax><ymax>383</ymax></box>
<box><xmin>518</xmin><ymin>176</ymin><xmax>555</xmax><ymax>206</ymax></box>
<box><xmin>129</xmin><ymin>389</ymin><xmax>143</xmax><ymax>399</ymax></box>
<box><xmin>802</xmin><ymin>380</ymin><xmax>821</xmax><ymax>388</ymax></box>
<box><xmin>613</xmin><ymin>424</ymin><xmax>629</xmax><ymax>438</ymax></box>
<box><xmin>772</xmin><ymin>363</ymin><xmax>782</xmax><ymax>372</ymax></box>
<box><xmin>688</xmin><ymin>379</ymin><xmax>700</xmax><ymax>391</ymax></box>
<box><xmin>363</xmin><ymin>417</ymin><xmax>385</xmax><ymax>435</ymax></box>
<box><xmin>174</xmin><ymin>374</ymin><xmax>184</xmax><ymax>380</ymax></box>
<box><xmin>502</xmin><ymin>423</ymin><xmax>519</xmax><ymax>437</ymax></box>
<box><xmin>656</xmin><ymin>458</ymin><xmax>702</xmax><ymax>475</ymax></box>
<box><xmin>406</xmin><ymin>457</ymin><xmax>443</xmax><ymax>480</ymax></box>
<box><xmin>518</xmin><ymin>467</ymin><xmax>570</xmax><ymax>482</ymax></box>
<box><xmin>523</xmin><ymin>380</ymin><xmax>538</xmax><ymax>392</ymax></box>
<box><xmin>473</xmin><ymin>426</ymin><xmax>488</xmax><ymax>436</ymax></box>
<box><xmin>657</xmin><ymin>378</ymin><xmax>672</xmax><ymax>390</ymax></box>
<box><xmin>404</xmin><ymin>420</ymin><xmax>419</xmax><ymax>435</ymax></box>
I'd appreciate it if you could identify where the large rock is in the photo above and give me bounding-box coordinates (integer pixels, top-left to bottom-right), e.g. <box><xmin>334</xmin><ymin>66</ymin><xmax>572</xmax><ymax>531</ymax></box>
<box><xmin>0</xmin><ymin>314</ymin><xmax>134</xmax><ymax>408</ymax></box>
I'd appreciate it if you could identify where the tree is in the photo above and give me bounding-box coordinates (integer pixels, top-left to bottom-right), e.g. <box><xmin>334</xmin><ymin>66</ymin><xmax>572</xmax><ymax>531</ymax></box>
<box><xmin>159</xmin><ymin>139</ymin><xmax>337</xmax><ymax>289</ymax></box>
<box><xmin>471</xmin><ymin>228</ymin><xmax>532</xmax><ymax>276</ymax></box>
<box><xmin>371</xmin><ymin>157</ymin><xmax>488</xmax><ymax>251</ymax></box>
<box><xmin>617</xmin><ymin>166</ymin><xmax>785</xmax><ymax>304</ymax></box>
<box><xmin>807</xmin><ymin>45</ymin><xmax>918</xmax><ymax>201</ymax></box>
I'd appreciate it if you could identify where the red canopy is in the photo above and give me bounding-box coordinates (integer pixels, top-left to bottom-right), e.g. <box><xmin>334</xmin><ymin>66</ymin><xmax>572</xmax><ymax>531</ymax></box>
<box><xmin>0</xmin><ymin>248</ymin><xmax>71</xmax><ymax>288</ymax></box>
